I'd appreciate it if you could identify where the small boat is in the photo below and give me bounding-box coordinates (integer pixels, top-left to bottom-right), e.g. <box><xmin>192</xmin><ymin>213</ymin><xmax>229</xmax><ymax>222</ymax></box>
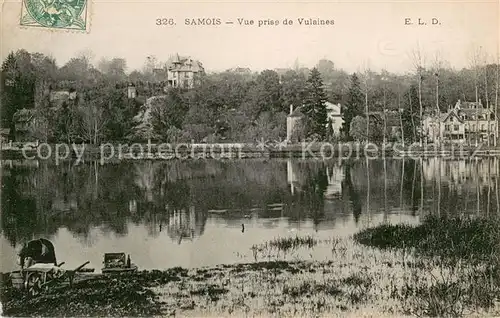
<box><xmin>207</xmin><ymin>209</ymin><xmax>228</xmax><ymax>214</ymax></box>
<box><xmin>267</xmin><ymin>203</ymin><xmax>284</xmax><ymax>208</ymax></box>
<box><xmin>101</xmin><ymin>253</ymin><xmax>138</xmax><ymax>274</ymax></box>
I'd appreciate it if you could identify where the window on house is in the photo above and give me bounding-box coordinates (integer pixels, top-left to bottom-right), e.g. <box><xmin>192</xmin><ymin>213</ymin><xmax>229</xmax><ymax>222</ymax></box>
<box><xmin>481</xmin><ymin>124</ymin><xmax>486</xmax><ymax>131</ymax></box>
<box><xmin>454</xmin><ymin>125</ymin><xmax>459</xmax><ymax>131</ymax></box>
<box><xmin>472</xmin><ymin>124</ymin><xmax>476</xmax><ymax>131</ymax></box>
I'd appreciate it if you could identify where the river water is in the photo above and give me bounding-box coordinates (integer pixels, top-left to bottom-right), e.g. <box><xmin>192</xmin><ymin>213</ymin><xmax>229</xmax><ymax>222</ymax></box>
<box><xmin>1</xmin><ymin>158</ymin><xmax>499</xmax><ymax>273</ymax></box>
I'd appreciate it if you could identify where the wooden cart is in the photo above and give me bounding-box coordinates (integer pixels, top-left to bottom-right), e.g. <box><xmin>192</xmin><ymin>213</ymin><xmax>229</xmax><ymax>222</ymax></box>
<box><xmin>20</xmin><ymin>261</ymin><xmax>91</xmax><ymax>296</ymax></box>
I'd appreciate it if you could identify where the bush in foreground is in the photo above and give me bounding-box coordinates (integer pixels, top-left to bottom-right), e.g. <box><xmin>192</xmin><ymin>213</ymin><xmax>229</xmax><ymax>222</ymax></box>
<box><xmin>354</xmin><ymin>215</ymin><xmax>500</xmax><ymax>262</ymax></box>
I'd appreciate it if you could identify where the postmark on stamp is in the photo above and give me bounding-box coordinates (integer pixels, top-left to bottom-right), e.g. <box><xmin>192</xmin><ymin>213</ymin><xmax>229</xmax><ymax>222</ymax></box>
<box><xmin>20</xmin><ymin>0</ymin><xmax>89</xmax><ymax>31</ymax></box>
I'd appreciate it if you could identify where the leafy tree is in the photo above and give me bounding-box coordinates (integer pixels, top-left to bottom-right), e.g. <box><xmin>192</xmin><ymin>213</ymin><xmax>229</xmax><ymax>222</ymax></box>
<box><xmin>350</xmin><ymin>115</ymin><xmax>367</xmax><ymax>141</ymax></box>
<box><xmin>150</xmin><ymin>88</ymin><xmax>188</xmax><ymax>140</ymax></box>
<box><xmin>78</xmin><ymin>89</ymin><xmax>107</xmax><ymax>144</ymax></box>
<box><xmin>317</xmin><ymin>59</ymin><xmax>350</xmax><ymax>101</ymax></box>
<box><xmin>328</xmin><ymin>70</ymin><xmax>350</xmax><ymax>104</ymax></box>
<box><xmin>54</xmin><ymin>101</ymin><xmax>80</xmax><ymax>143</ymax></box>
<box><xmin>98</xmin><ymin>58</ymin><xmax>127</xmax><ymax>83</ymax></box>
<box><xmin>209</xmin><ymin>71</ymin><xmax>253</xmax><ymax>109</ymax></box>
<box><xmin>28</xmin><ymin>108</ymin><xmax>54</xmax><ymax>142</ymax></box>
<box><xmin>97</xmin><ymin>87</ymin><xmax>140</xmax><ymax>141</ymax></box>
<box><xmin>128</xmin><ymin>70</ymin><xmax>145</xmax><ymax>83</ymax></box>
<box><xmin>1</xmin><ymin>50</ymin><xmax>38</xmax><ymax>138</ymax></box>
<box><xmin>1</xmin><ymin>52</ymin><xmax>19</xmax><ymax>132</ymax></box>
<box><xmin>402</xmin><ymin>85</ymin><xmax>420</xmax><ymax>144</ymax></box>
<box><xmin>242</xmin><ymin>70</ymin><xmax>282</xmax><ymax>120</ymax></box>
<box><xmin>242</xmin><ymin>111</ymin><xmax>286</xmax><ymax>142</ymax></box>
<box><xmin>316</xmin><ymin>59</ymin><xmax>335</xmax><ymax>81</ymax></box>
<box><xmin>281</xmin><ymin>70</ymin><xmax>307</xmax><ymax>110</ymax></box>
<box><xmin>341</xmin><ymin>73</ymin><xmax>363</xmax><ymax>139</ymax></box>
<box><xmin>31</xmin><ymin>53</ymin><xmax>58</xmax><ymax>81</ymax></box>
<box><xmin>142</xmin><ymin>55</ymin><xmax>161</xmax><ymax>81</ymax></box>
<box><xmin>303</xmin><ymin>68</ymin><xmax>327</xmax><ymax>139</ymax></box>
<box><xmin>59</xmin><ymin>56</ymin><xmax>91</xmax><ymax>81</ymax></box>
<box><xmin>349</xmin><ymin>115</ymin><xmax>382</xmax><ymax>142</ymax></box>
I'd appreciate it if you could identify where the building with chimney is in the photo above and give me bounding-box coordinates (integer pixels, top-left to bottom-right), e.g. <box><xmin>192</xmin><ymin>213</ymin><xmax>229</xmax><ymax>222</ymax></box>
<box><xmin>157</xmin><ymin>54</ymin><xmax>205</xmax><ymax>89</ymax></box>
<box><xmin>422</xmin><ymin>100</ymin><xmax>497</xmax><ymax>144</ymax></box>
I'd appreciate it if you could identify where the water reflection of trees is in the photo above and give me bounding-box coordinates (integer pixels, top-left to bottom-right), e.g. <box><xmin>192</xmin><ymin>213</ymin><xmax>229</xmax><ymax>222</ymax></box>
<box><xmin>421</xmin><ymin>158</ymin><xmax>500</xmax><ymax>217</ymax></box>
<box><xmin>342</xmin><ymin>162</ymin><xmax>362</xmax><ymax>223</ymax></box>
<box><xmin>2</xmin><ymin>168</ymin><xmax>39</xmax><ymax>246</ymax></box>
<box><xmin>2</xmin><ymin>157</ymin><xmax>500</xmax><ymax>247</ymax></box>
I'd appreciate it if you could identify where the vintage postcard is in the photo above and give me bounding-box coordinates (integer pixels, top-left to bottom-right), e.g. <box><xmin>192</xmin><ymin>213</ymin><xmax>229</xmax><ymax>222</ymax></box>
<box><xmin>1</xmin><ymin>0</ymin><xmax>500</xmax><ymax>316</ymax></box>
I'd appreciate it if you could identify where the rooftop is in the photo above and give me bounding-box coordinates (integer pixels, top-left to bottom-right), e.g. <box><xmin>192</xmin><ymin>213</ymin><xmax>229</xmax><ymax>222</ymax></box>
<box><xmin>166</xmin><ymin>54</ymin><xmax>204</xmax><ymax>73</ymax></box>
<box><xmin>455</xmin><ymin>100</ymin><xmax>483</xmax><ymax>109</ymax></box>
<box><xmin>366</xmin><ymin>111</ymin><xmax>402</xmax><ymax>127</ymax></box>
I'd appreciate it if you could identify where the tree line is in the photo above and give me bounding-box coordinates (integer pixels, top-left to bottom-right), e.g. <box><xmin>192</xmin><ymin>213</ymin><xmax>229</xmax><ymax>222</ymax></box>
<box><xmin>1</xmin><ymin>49</ymin><xmax>499</xmax><ymax>144</ymax></box>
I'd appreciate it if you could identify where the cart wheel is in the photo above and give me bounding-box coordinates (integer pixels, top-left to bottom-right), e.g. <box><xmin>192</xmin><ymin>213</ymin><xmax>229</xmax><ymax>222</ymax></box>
<box><xmin>25</xmin><ymin>272</ymin><xmax>43</xmax><ymax>297</ymax></box>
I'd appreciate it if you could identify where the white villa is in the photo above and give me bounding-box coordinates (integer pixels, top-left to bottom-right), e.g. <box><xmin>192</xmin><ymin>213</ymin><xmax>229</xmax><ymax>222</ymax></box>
<box><xmin>423</xmin><ymin>100</ymin><xmax>498</xmax><ymax>144</ymax></box>
<box><xmin>153</xmin><ymin>54</ymin><xmax>205</xmax><ymax>89</ymax></box>
<box><xmin>325</xmin><ymin>102</ymin><xmax>344</xmax><ymax>137</ymax></box>
<box><xmin>286</xmin><ymin>101</ymin><xmax>343</xmax><ymax>143</ymax></box>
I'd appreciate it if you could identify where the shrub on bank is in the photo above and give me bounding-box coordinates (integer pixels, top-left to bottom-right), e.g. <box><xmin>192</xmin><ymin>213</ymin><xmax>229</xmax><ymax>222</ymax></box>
<box><xmin>354</xmin><ymin>215</ymin><xmax>500</xmax><ymax>262</ymax></box>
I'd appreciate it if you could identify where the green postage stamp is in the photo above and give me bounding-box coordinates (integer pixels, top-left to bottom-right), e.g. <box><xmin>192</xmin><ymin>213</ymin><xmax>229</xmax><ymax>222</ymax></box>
<box><xmin>20</xmin><ymin>0</ymin><xmax>89</xmax><ymax>31</ymax></box>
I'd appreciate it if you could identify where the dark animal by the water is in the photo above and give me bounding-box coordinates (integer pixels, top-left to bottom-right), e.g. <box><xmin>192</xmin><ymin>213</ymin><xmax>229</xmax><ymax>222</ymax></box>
<box><xmin>18</xmin><ymin>238</ymin><xmax>57</xmax><ymax>268</ymax></box>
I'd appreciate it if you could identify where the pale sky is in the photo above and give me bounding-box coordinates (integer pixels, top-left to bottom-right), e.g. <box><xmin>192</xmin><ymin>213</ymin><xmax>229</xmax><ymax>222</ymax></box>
<box><xmin>1</xmin><ymin>0</ymin><xmax>498</xmax><ymax>73</ymax></box>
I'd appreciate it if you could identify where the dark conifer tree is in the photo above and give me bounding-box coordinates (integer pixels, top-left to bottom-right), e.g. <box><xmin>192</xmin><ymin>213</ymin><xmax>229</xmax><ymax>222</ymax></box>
<box><xmin>303</xmin><ymin>68</ymin><xmax>327</xmax><ymax>139</ymax></box>
<box><xmin>341</xmin><ymin>73</ymin><xmax>363</xmax><ymax>139</ymax></box>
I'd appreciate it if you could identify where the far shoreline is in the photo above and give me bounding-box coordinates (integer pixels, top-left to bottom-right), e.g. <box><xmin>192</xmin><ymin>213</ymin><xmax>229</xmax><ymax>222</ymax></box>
<box><xmin>2</xmin><ymin>141</ymin><xmax>500</xmax><ymax>161</ymax></box>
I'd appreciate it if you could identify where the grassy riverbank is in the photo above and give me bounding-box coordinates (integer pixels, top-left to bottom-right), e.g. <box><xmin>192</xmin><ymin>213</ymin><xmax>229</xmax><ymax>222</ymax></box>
<box><xmin>2</xmin><ymin>216</ymin><xmax>500</xmax><ymax>317</ymax></box>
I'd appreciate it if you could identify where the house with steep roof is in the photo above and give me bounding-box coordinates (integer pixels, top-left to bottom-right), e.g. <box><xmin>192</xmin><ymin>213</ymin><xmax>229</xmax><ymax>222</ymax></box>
<box><xmin>423</xmin><ymin>107</ymin><xmax>466</xmax><ymax>144</ymax></box>
<box><xmin>227</xmin><ymin>67</ymin><xmax>252</xmax><ymax>74</ymax></box>
<box><xmin>442</xmin><ymin>109</ymin><xmax>466</xmax><ymax>141</ymax></box>
<box><xmin>423</xmin><ymin>99</ymin><xmax>497</xmax><ymax>144</ymax></box>
<box><xmin>165</xmin><ymin>54</ymin><xmax>204</xmax><ymax>89</ymax></box>
<box><xmin>455</xmin><ymin>100</ymin><xmax>497</xmax><ymax>143</ymax></box>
